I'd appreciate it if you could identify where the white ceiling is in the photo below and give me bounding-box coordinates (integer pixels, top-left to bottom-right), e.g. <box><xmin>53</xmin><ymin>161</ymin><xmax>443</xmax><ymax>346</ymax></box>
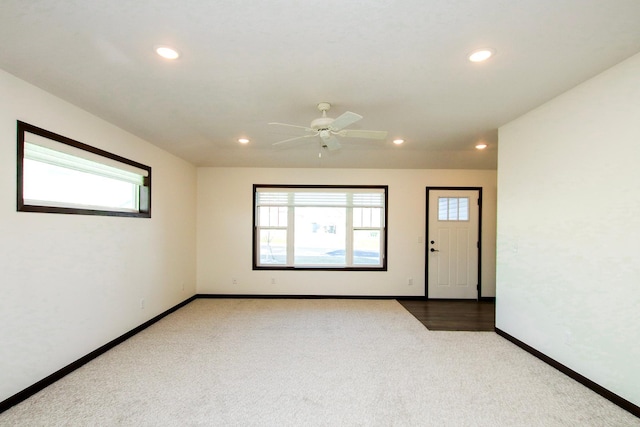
<box><xmin>2</xmin><ymin>1</ymin><xmax>640</xmax><ymax>170</ymax></box>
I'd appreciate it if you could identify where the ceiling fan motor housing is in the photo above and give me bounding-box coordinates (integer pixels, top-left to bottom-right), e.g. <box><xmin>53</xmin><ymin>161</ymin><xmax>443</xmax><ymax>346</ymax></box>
<box><xmin>311</xmin><ymin>117</ymin><xmax>334</xmax><ymax>130</ymax></box>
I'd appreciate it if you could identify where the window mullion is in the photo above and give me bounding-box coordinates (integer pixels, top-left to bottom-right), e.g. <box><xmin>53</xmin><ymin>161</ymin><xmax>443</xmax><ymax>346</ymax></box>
<box><xmin>287</xmin><ymin>200</ymin><xmax>295</xmax><ymax>266</ymax></box>
<box><xmin>346</xmin><ymin>194</ymin><xmax>354</xmax><ymax>267</ymax></box>
<box><xmin>380</xmin><ymin>205</ymin><xmax>386</xmax><ymax>266</ymax></box>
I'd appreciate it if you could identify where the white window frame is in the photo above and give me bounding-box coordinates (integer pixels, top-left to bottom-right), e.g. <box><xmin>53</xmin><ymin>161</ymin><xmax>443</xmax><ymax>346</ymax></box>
<box><xmin>253</xmin><ymin>185</ymin><xmax>388</xmax><ymax>271</ymax></box>
<box><xmin>17</xmin><ymin>121</ymin><xmax>151</xmax><ymax>218</ymax></box>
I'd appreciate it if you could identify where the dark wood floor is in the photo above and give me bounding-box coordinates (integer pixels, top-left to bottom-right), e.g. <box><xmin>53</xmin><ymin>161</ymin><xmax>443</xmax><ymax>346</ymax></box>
<box><xmin>397</xmin><ymin>299</ymin><xmax>495</xmax><ymax>331</ymax></box>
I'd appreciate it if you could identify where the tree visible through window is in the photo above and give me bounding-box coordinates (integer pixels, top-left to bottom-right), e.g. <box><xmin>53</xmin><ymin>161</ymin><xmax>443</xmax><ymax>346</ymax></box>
<box><xmin>254</xmin><ymin>185</ymin><xmax>387</xmax><ymax>270</ymax></box>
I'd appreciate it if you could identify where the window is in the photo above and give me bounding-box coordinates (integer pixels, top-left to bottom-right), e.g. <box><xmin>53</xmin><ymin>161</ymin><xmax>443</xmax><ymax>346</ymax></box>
<box><xmin>17</xmin><ymin>121</ymin><xmax>151</xmax><ymax>217</ymax></box>
<box><xmin>254</xmin><ymin>185</ymin><xmax>387</xmax><ymax>270</ymax></box>
<box><xmin>438</xmin><ymin>197</ymin><xmax>469</xmax><ymax>221</ymax></box>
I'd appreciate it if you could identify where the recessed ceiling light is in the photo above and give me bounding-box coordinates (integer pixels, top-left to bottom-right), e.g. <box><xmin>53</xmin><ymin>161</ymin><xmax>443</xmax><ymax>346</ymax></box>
<box><xmin>238</xmin><ymin>138</ymin><xmax>250</xmax><ymax>144</ymax></box>
<box><xmin>393</xmin><ymin>139</ymin><xmax>404</xmax><ymax>145</ymax></box>
<box><xmin>475</xmin><ymin>143</ymin><xmax>488</xmax><ymax>150</ymax></box>
<box><xmin>155</xmin><ymin>46</ymin><xmax>180</xmax><ymax>60</ymax></box>
<box><xmin>468</xmin><ymin>49</ymin><xmax>495</xmax><ymax>63</ymax></box>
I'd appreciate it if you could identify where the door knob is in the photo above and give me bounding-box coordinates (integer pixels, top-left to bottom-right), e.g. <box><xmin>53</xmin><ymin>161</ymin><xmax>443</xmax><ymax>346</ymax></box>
<box><xmin>430</xmin><ymin>248</ymin><xmax>439</xmax><ymax>252</ymax></box>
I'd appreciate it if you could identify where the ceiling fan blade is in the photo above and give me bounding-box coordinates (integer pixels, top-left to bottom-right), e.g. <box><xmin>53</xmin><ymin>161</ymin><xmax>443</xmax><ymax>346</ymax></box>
<box><xmin>338</xmin><ymin>129</ymin><xmax>388</xmax><ymax>139</ymax></box>
<box><xmin>321</xmin><ymin>134</ymin><xmax>342</xmax><ymax>151</ymax></box>
<box><xmin>329</xmin><ymin>111</ymin><xmax>362</xmax><ymax>131</ymax></box>
<box><xmin>272</xmin><ymin>133</ymin><xmax>317</xmax><ymax>146</ymax></box>
<box><xmin>268</xmin><ymin>122</ymin><xmax>314</xmax><ymax>132</ymax></box>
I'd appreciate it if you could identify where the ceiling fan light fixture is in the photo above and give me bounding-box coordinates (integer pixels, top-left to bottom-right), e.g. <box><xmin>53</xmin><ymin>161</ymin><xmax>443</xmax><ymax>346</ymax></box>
<box><xmin>155</xmin><ymin>45</ymin><xmax>180</xmax><ymax>60</ymax></box>
<box><xmin>468</xmin><ymin>48</ymin><xmax>495</xmax><ymax>63</ymax></box>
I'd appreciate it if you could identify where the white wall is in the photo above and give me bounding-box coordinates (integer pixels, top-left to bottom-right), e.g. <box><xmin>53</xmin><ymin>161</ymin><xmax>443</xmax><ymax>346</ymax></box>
<box><xmin>197</xmin><ymin>167</ymin><xmax>496</xmax><ymax>297</ymax></box>
<box><xmin>496</xmin><ymin>53</ymin><xmax>640</xmax><ymax>405</ymax></box>
<box><xmin>0</xmin><ymin>70</ymin><xmax>197</xmax><ymax>402</ymax></box>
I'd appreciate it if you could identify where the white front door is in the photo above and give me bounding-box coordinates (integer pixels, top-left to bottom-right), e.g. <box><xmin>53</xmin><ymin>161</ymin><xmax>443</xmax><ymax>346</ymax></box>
<box><xmin>427</xmin><ymin>189</ymin><xmax>480</xmax><ymax>299</ymax></box>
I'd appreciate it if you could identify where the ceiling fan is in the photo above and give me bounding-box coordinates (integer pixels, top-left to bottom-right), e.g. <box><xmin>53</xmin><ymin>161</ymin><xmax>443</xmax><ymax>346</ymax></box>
<box><xmin>269</xmin><ymin>102</ymin><xmax>388</xmax><ymax>151</ymax></box>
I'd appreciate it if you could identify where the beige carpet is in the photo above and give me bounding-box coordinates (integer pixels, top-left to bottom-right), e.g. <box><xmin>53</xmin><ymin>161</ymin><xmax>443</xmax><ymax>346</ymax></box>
<box><xmin>1</xmin><ymin>298</ymin><xmax>638</xmax><ymax>426</ymax></box>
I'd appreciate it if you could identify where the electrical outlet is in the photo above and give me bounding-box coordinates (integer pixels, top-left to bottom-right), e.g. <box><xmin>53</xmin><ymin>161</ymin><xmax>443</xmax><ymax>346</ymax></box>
<box><xmin>271</xmin><ymin>278</ymin><xmax>276</xmax><ymax>284</ymax></box>
<box><xmin>408</xmin><ymin>277</ymin><xmax>413</xmax><ymax>286</ymax></box>
<box><xmin>140</xmin><ymin>298</ymin><xmax>145</xmax><ymax>309</ymax></box>
<box><xmin>232</xmin><ymin>278</ymin><xmax>237</xmax><ymax>285</ymax></box>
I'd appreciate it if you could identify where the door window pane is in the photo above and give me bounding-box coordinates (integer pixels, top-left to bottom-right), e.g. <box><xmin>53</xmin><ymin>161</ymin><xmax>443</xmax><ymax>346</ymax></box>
<box><xmin>438</xmin><ymin>197</ymin><xmax>470</xmax><ymax>221</ymax></box>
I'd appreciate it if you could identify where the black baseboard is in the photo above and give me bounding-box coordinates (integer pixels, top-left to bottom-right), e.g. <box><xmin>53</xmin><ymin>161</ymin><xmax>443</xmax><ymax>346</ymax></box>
<box><xmin>407</xmin><ymin>297</ymin><xmax>495</xmax><ymax>302</ymax></box>
<box><xmin>197</xmin><ymin>293</ymin><xmax>404</xmax><ymax>300</ymax></box>
<box><xmin>197</xmin><ymin>294</ymin><xmax>497</xmax><ymax>302</ymax></box>
<box><xmin>0</xmin><ymin>295</ymin><xmax>197</xmax><ymax>414</ymax></box>
<box><xmin>495</xmin><ymin>327</ymin><xmax>639</xmax><ymax>418</ymax></box>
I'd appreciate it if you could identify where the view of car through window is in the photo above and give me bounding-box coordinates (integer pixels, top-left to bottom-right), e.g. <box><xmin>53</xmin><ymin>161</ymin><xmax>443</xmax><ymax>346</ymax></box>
<box><xmin>260</xmin><ymin>207</ymin><xmax>381</xmax><ymax>266</ymax></box>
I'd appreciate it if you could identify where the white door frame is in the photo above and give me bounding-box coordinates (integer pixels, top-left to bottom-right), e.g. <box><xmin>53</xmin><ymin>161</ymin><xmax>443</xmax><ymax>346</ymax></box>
<box><xmin>425</xmin><ymin>187</ymin><xmax>482</xmax><ymax>299</ymax></box>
